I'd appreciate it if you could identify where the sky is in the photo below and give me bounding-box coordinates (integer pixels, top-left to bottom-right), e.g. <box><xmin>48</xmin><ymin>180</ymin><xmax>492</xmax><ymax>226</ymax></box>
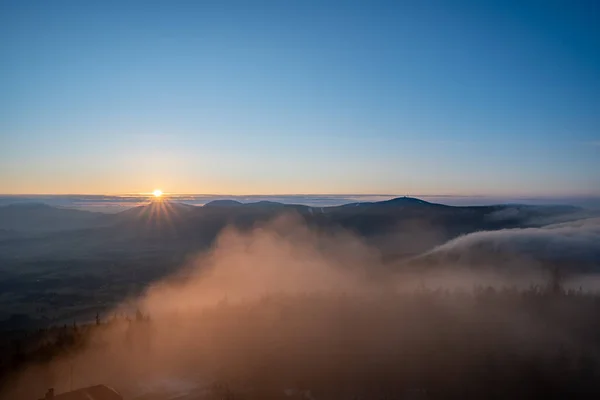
<box><xmin>1</xmin><ymin>0</ymin><xmax>599</xmax><ymax>196</ymax></box>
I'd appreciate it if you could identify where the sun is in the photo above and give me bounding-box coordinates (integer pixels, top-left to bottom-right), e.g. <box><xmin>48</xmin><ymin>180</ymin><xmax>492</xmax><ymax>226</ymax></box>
<box><xmin>153</xmin><ymin>189</ymin><xmax>163</xmax><ymax>198</ymax></box>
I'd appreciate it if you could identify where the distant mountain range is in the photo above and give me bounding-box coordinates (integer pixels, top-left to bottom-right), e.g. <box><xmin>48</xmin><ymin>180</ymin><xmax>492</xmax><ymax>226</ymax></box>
<box><xmin>1</xmin><ymin>196</ymin><xmax>597</xmax><ymax>326</ymax></box>
<box><xmin>0</xmin><ymin>196</ymin><xmax>588</xmax><ymax>262</ymax></box>
<box><xmin>0</xmin><ymin>202</ymin><xmax>108</xmax><ymax>232</ymax></box>
<box><xmin>0</xmin><ymin>196</ymin><xmax>585</xmax><ymax>233</ymax></box>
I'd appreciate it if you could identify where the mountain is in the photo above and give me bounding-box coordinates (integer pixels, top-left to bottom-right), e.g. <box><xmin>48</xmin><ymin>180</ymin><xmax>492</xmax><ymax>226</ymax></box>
<box><xmin>337</xmin><ymin>196</ymin><xmax>442</xmax><ymax>209</ymax></box>
<box><xmin>0</xmin><ymin>203</ymin><xmax>108</xmax><ymax>233</ymax></box>
<box><xmin>203</xmin><ymin>199</ymin><xmax>305</xmax><ymax>210</ymax></box>
<box><xmin>0</xmin><ymin>197</ymin><xmax>585</xmax><ymax>263</ymax></box>
<box><xmin>0</xmin><ymin>196</ymin><xmax>590</xmax><ymax>327</ymax></box>
<box><xmin>204</xmin><ymin>199</ymin><xmax>243</xmax><ymax>207</ymax></box>
<box><xmin>113</xmin><ymin>199</ymin><xmax>197</xmax><ymax>221</ymax></box>
<box><xmin>244</xmin><ymin>200</ymin><xmax>286</xmax><ymax>208</ymax></box>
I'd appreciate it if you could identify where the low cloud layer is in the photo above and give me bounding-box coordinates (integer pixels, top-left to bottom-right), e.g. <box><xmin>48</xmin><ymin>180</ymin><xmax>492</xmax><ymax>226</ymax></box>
<box><xmin>416</xmin><ymin>217</ymin><xmax>600</xmax><ymax>274</ymax></box>
<box><xmin>136</xmin><ymin>215</ymin><xmax>384</xmax><ymax>318</ymax></box>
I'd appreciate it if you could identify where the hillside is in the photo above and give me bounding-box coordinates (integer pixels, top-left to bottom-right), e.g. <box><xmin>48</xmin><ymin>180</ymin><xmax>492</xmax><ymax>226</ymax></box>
<box><xmin>0</xmin><ymin>196</ymin><xmax>591</xmax><ymax>326</ymax></box>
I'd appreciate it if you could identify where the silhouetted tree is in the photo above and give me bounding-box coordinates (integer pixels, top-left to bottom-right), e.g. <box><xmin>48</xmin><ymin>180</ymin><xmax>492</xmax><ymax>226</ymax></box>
<box><xmin>548</xmin><ymin>265</ymin><xmax>565</xmax><ymax>294</ymax></box>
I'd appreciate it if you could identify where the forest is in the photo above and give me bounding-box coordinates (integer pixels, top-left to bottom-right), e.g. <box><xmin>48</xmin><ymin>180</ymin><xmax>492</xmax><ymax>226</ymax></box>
<box><xmin>3</xmin><ymin>284</ymin><xmax>600</xmax><ymax>399</ymax></box>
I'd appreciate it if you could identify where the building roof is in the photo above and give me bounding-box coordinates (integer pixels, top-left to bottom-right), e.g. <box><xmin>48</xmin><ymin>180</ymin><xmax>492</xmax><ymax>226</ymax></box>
<box><xmin>53</xmin><ymin>385</ymin><xmax>123</xmax><ymax>400</ymax></box>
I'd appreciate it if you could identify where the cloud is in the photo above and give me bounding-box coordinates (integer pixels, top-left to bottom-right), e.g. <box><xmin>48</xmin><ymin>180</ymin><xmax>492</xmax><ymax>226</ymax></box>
<box><xmin>137</xmin><ymin>214</ymin><xmax>382</xmax><ymax>317</ymax></box>
<box><xmin>415</xmin><ymin>217</ymin><xmax>600</xmax><ymax>273</ymax></box>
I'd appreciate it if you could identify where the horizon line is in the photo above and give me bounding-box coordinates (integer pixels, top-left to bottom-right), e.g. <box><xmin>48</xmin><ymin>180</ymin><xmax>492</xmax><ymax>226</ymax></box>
<box><xmin>1</xmin><ymin>193</ymin><xmax>599</xmax><ymax>199</ymax></box>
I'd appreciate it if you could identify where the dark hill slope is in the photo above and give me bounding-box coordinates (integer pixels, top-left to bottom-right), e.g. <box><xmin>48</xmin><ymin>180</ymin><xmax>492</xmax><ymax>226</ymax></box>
<box><xmin>0</xmin><ymin>203</ymin><xmax>108</xmax><ymax>233</ymax></box>
<box><xmin>0</xmin><ymin>198</ymin><xmax>583</xmax><ymax>263</ymax></box>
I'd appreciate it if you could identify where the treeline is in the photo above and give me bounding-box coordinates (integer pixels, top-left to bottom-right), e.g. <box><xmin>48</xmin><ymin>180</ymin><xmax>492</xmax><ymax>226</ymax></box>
<box><xmin>0</xmin><ymin>311</ymin><xmax>149</xmax><ymax>396</ymax></box>
<box><xmin>3</xmin><ymin>287</ymin><xmax>600</xmax><ymax>399</ymax></box>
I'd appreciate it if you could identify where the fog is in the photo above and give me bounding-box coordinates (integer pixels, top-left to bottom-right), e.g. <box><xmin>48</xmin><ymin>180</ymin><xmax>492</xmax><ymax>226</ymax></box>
<box><xmin>3</xmin><ymin>215</ymin><xmax>600</xmax><ymax>399</ymax></box>
<box><xmin>416</xmin><ymin>217</ymin><xmax>600</xmax><ymax>274</ymax></box>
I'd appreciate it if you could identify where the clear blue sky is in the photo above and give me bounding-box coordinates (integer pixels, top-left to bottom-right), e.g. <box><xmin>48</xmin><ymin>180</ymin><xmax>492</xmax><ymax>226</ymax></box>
<box><xmin>1</xmin><ymin>0</ymin><xmax>598</xmax><ymax>195</ymax></box>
